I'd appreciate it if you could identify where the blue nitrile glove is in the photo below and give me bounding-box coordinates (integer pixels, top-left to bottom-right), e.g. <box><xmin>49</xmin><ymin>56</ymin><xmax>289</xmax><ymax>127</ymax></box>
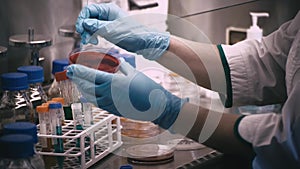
<box><xmin>76</xmin><ymin>3</ymin><xmax>170</xmax><ymax>60</ymax></box>
<box><xmin>66</xmin><ymin>60</ymin><xmax>187</xmax><ymax>129</ymax></box>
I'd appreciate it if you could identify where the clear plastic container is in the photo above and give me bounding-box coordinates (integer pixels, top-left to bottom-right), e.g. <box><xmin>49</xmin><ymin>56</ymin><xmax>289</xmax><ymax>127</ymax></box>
<box><xmin>0</xmin><ymin>134</ymin><xmax>45</xmax><ymax>169</ymax></box>
<box><xmin>0</xmin><ymin>72</ymin><xmax>34</xmax><ymax>131</ymax></box>
<box><xmin>17</xmin><ymin>66</ymin><xmax>48</xmax><ymax>124</ymax></box>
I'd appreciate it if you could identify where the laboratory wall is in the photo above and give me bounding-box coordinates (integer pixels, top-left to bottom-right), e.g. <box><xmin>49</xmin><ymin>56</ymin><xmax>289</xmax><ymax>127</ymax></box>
<box><xmin>168</xmin><ymin>0</ymin><xmax>299</xmax><ymax>44</ymax></box>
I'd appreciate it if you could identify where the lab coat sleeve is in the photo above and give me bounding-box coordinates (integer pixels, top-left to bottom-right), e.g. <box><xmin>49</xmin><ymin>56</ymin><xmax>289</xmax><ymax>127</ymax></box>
<box><xmin>222</xmin><ymin>11</ymin><xmax>300</xmax><ymax>168</ymax></box>
<box><xmin>219</xmin><ymin>19</ymin><xmax>298</xmax><ymax>106</ymax></box>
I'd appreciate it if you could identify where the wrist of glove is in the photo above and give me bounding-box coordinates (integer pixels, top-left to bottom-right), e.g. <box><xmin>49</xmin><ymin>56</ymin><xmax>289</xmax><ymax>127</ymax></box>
<box><xmin>76</xmin><ymin>3</ymin><xmax>170</xmax><ymax>60</ymax></box>
<box><xmin>66</xmin><ymin>59</ymin><xmax>187</xmax><ymax>129</ymax></box>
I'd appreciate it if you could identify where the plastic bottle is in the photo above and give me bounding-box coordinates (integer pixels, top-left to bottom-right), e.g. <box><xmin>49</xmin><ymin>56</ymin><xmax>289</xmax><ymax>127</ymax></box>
<box><xmin>0</xmin><ymin>134</ymin><xmax>45</xmax><ymax>169</ymax></box>
<box><xmin>0</xmin><ymin>72</ymin><xmax>34</xmax><ymax>131</ymax></box>
<box><xmin>246</xmin><ymin>12</ymin><xmax>269</xmax><ymax>42</ymax></box>
<box><xmin>47</xmin><ymin>59</ymin><xmax>69</xmax><ymax>100</ymax></box>
<box><xmin>17</xmin><ymin>66</ymin><xmax>48</xmax><ymax>124</ymax></box>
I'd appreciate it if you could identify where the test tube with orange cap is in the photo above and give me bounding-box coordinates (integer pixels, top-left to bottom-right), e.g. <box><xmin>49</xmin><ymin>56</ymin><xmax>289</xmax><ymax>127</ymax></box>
<box><xmin>36</xmin><ymin>105</ymin><xmax>52</xmax><ymax>151</ymax></box>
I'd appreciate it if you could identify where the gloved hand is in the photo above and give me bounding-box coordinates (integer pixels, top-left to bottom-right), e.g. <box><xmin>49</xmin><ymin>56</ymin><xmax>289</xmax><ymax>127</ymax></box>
<box><xmin>66</xmin><ymin>59</ymin><xmax>187</xmax><ymax>129</ymax></box>
<box><xmin>76</xmin><ymin>3</ymin><xmax>170</xmax><ymax>60</ymax></box>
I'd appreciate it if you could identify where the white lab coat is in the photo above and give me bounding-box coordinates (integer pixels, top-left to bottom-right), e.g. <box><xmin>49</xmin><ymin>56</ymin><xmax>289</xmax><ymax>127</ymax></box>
<box><xmin>221</xmin><ymin>11</ymin><xmax>300</xmax><ymax>169</ymax></box>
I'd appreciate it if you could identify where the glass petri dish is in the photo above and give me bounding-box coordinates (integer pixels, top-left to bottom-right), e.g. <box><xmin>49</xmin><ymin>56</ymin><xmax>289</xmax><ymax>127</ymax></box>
<box><xmin>68</xmin><ymin>47</ymin><xmax>120</xmax><ymax>73</ymax></box>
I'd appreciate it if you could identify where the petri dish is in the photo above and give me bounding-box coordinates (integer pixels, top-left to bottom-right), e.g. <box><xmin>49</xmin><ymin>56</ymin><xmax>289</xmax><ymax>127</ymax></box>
<box><xmin>126</xmin><ymin>144</ymin><xmax>174</xmax><ymax>163</ymax></box>
<box><xmin>68</xmin><ymin>47</ymin><xmax>120</xmax><ymax>73</ymax></box>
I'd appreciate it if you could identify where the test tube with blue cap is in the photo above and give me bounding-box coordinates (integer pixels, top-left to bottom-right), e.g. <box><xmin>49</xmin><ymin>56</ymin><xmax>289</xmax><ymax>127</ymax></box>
<box><xmin>48</xmin><ymin>102</ymin><xmax>64</xmax><ymax>150</ymax></box>
<box><xmin>49</xmin><ymin>102</ymin><xmax>65</xmax><ymax>168</ymax></box>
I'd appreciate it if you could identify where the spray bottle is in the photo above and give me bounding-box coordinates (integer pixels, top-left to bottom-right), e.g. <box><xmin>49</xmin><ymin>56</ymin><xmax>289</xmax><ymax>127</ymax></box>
<box><xmin>246</xmin><ymin>12</ymin><xmax>269</xmax><ymax>42</ymax></box>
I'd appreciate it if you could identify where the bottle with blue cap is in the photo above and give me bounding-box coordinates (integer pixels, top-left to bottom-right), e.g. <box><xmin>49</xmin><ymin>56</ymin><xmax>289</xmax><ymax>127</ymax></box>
<box><xmin>0</xmin><ymin>72</ymin><xmax>34</xmax><ymax>132</ymax></box>
<box><xmin>17</xmin><ymin>65</ymin><xmax>48</xmax><ymax>124</ymax></box>
<box><xmin>2</xmin><ymin>122</ymin><xmax>45</xmax><ymax>169</ymax></box>
<box><xmin>48</xmin><ymin>58</ymin><xmax>69</xmax><ymax>99</ymax></box>
<box><xmin>0</xmin><ymin>134</ymin><xmax>45</xmax><ymax>169</ymax></box>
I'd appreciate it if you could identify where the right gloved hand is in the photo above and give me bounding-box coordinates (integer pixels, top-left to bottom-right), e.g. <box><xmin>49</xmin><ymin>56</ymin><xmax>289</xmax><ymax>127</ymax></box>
<box><xmin>66</xmin><ymin>59</ymin><xmax>188</xmax><ymax>129</ymax></box>
<box><xmin>76</xmin><ymin>3</ymin><xmax>170</xmax><ymax>60</ymax></box>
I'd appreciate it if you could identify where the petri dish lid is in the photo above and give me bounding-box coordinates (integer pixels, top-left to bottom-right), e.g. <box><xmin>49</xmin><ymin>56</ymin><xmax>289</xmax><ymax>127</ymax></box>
<box><xmin>17</xmin><ymin>65</ymin><xmax>44</xmax><ymax>83</ymax></box>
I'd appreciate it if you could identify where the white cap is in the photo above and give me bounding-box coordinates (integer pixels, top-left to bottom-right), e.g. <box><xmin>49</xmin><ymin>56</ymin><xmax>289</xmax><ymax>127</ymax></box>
<box><xmin>246</xmin><ymin>12</ymin><xmax>269</xmax><ymax>41</ymax></box>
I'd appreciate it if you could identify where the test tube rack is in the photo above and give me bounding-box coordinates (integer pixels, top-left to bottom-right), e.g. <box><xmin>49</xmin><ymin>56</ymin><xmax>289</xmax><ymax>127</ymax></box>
<box><xmin>35</xmin><ymin>108</ymin><xmax>123</xmax><ymax>169</ymax></box>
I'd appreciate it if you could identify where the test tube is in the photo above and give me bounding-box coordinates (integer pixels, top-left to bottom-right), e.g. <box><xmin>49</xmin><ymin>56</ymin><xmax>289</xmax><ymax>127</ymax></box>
<box><xmin>36</xmin><ymin>105</ymin><xmax>52</xmax><ymax>151</ymax></box>
<box><xmin>80</xmin><ymin>97</ymin><xmax>93</xmax><ymax>128</ymax></box>
<box><xmin>51</xmin><ymin>97</ymin><xmax>66</xmax><ymax>125</ymax></box>
<box><xmin>55</xmin><ymin>70</ymin><xmax>81</xmax><ymax>121</ymax></box>
<box><xmin>71</xmin><ymin>103</ymin><xmax>83</xmax><ymax>130</ymax></box>
<box><xmin>48</xmin><ymin>102</ymin><xmax>64</xmax><ymax>150</ymax></box>
<box><xmin>55</xmin><ymin>70</ymin><xmax>81</xmax><ymax>105</ymax></box>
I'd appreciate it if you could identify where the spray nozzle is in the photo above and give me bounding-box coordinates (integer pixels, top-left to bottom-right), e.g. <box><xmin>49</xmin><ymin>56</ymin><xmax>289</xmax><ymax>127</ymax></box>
<box><xmin>250</xmin><ymin>12</ymin><xmax>269</xmax><ymax>27</ymax></box>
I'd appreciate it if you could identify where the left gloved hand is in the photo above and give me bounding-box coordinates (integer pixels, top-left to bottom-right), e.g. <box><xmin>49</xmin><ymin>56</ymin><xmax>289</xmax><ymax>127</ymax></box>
<box><xmin>76</xmin><ymin>3</ymin><xmax>170</xmax><ymax>60</ymax></box>
<box><xmin>66</xmin><ymin>59</ymin><xmax>187</xmax><ymax>129</ymax></box>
